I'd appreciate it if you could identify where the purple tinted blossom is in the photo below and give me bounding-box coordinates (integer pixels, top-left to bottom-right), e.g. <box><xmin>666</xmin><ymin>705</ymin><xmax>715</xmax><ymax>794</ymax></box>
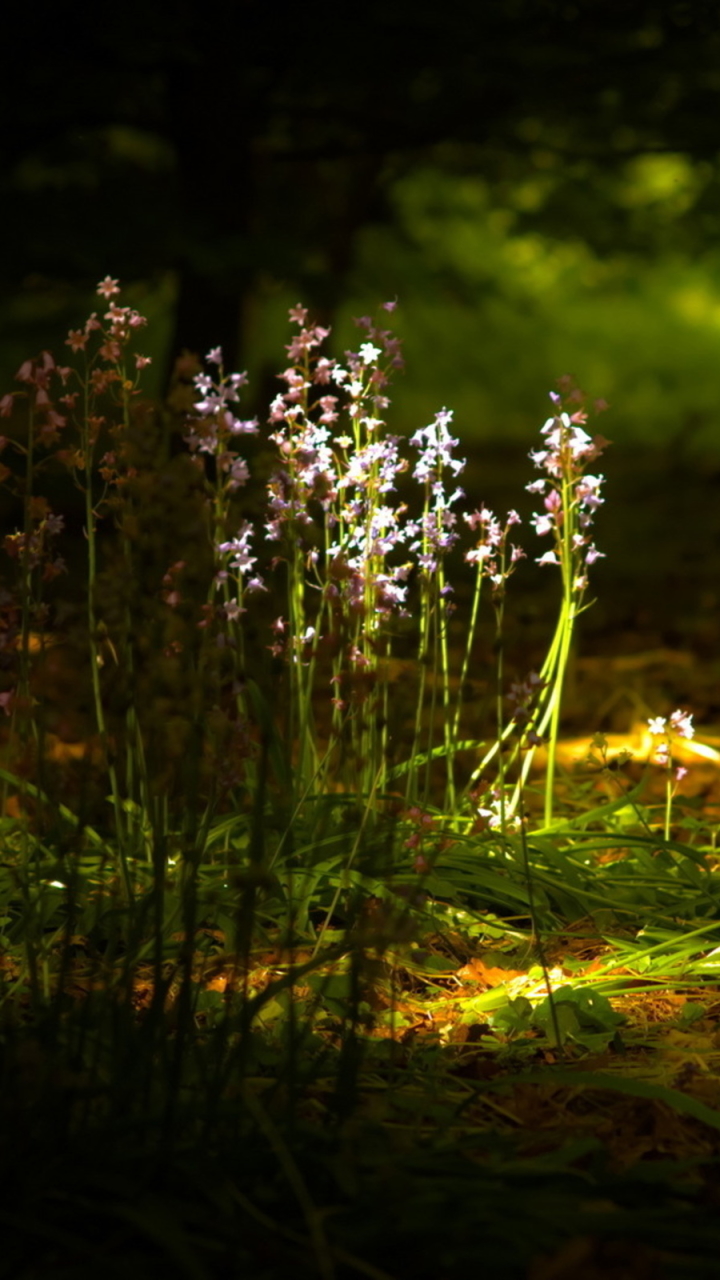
<box><xmin>670</xmin><ymin>709</ymin><xmax>694</xmax><ymax>740</ymax></box>
<box><xmin>225</xmin><ymin>415</ymin><xmax>258</xmax><ymax>437</ymax></box>
<box><xmin>337</xmin><ymin>436</ymin><xmax>406</xmax><ymax>496</ymax></box>
<box><xmin>648</xmin><ymin>708</ymin><xmax>694</xmax><ymax>767</ymax></box>
<box><xmin>463</xmin><ymin>507</ymin><xmax>524</xmax><ymax>591</ymax></box>
<box><xmin>528</xmin><ymin>391</ymin><xmax>609</xmax><ymax>585</ymax></box>
<box><xmin>279</xmin><ymin>369</ymin><xmax>310</xmax><ymax>400</ymax></box>
<box><xmin>185</xmin><ymin>355</ymin><xmax>256</xmax><ymax>514</ymax></box>
<box><xmin>318</xmin><ymin>395</ymin><xmax>338</xmax><ymax>425</ymax></box>
<box><xmin>407</xmin><ymin>509</ymin><xmax>459</xmax><ymax>564</ymax></box>
<box><xmin>269</xmin><ymin>395</ymin><xmax>289</xmax><ymax>423</ymax></box>
<box><xmin>313</xmin><ymin>357</ymin><xmax>335</xmax><ymax>385</ymax></box>
<box><xmin>223</xmin><ymin>457</ymin><xmax>250</xmax><ymax>490</ymax></box>
<box><xmin>217</xmin><ymin>522</ymin><xmax>257</xmax><ymax>574</ymax></box>
<box><xmin>576</xmin><ymin>475</ymin><xmax>604</xmax><ymax>509</ymax></box>
<box><xmin>464</xmin><ymin>507</ymin><xmax>501</xmax><ymax>540</ymax></box>
<box><xmin>410</xmin><ymin>409</ymin><xmax>465</xmax><ymax>483</ymax></box>
<box><xmin>285</xmin><ymin>326</ymin><xmax>331</xmax><ymax>362</ymax></box>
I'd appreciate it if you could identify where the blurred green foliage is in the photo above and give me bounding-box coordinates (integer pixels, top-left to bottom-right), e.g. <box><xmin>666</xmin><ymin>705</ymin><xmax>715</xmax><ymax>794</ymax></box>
<box><xmin>4</xmin><ymin>152</ymin><xmax>720</xmax><ymax>456</ymax></box>
<box><xmin>337</xmin><ymin>158</ymin><xmax>720</xmax><ymax>452</ymax></box>
<box><xmin>238</xmin><ymin>151</ymin><xmax>720</xmax><ymax>454</ymax></box>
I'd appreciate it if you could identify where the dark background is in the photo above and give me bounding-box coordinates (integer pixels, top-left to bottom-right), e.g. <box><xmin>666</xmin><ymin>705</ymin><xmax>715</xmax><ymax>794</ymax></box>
<box><xmin>3</xmin><ymin>0</ymin><xmax>720</xmax><ymax>655</ymax></box>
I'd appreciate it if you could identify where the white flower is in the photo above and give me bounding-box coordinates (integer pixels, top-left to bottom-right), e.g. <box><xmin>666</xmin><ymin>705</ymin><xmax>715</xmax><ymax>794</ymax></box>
<box><xmin>359</xmin><ymin>342</ymin><xmax>382</xmax><ymax>365</ymax></box>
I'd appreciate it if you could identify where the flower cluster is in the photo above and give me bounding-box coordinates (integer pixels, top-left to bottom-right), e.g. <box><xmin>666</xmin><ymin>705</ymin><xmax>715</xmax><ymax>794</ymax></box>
<box><xmin>1</xmin><ymin>350</ymin><xmax>68</xmax><ymax>448</ymax></box>
<box><xmin>648</xmin><ymin>708</ymin><xmax>694</xmax><ymax>769</ymax></box>
<box><xmin>186</xmin><ymin>349</ymin><xmax>258</xmax><ymax>484</ymax></box>
<box><xmin>66</xmin><ymin>276</ymin><xmax>150</xmax><ymax>371</ymax></box>
<box><xmin>3</xmin><ymin>505</ymin><xmax>66</xmax><ymax>582</ymax></box>
<box><xmin>215</xmin><ymin>520</ymin><xmax>266</xmax><ymax>612</ymax></box>
<box><xmin>407</xmin><ymin>409</ymin><xmax>465</xmax><ymax>575</ymax></box>
<box><xmin>464</xmin><ymin>506</ymin><xmax>524</xmax><ymax>594</ymax></box>
<box><xmin>266</xmin><ymin>304</ymin><xmax>413</xmax><ymax>668</ymax></box>
<box><xmin>526</xmin><ymin>381</ymin><xmax>610</xmax><ymax>593</ymax></box>
<box><xmin>185</xmin><ymin>349</ymin><xmax>265</xmax><ymax>614</ymax></box>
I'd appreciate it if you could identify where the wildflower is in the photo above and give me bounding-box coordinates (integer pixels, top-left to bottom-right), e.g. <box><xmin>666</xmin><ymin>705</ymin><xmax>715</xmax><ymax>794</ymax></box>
<box><xmin>669</xmin><ymin>709</ymin><xmax>694</xmax><ymax>740</ymax></box>
<box><xmin>97</xmin><ymin>276</ymin><xmax>121</xmax><ymax>299</ymax></box>
<box><xmin>359</xmin><ymin>342</ymin><xmax>382</xmax><ymax>365</ymax></box>
<box><xmin>648</xmin><ymin>708</ymin><xmax>694</xmax><ymax>766</ymax></box>
<box><xmin>66</xmin><ymin>329</ymin><xmax>88</xmax><ymax>353</ymax></box>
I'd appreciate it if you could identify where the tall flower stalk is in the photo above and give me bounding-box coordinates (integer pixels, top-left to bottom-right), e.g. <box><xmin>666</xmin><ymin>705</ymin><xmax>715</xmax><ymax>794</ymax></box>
<box><xmin>406</xmin><ymin>409</ymin><xmax>464</xmax><ymax>808</ymax></box>
<box><xmin>525</xmin><ymin>383</ymin><xmax>609</xmax><ymax>826</ymax></box>
<box><xmin>647</xmin><ymin>709</ymin><xmax>694</xmax><ymax>841</ymax></box>
<box><xmin>185</xmin><ymin>347</ymin><xmax>264</xmax><ymax>722</ymax></box>
<box><xmin>463</xmin><ymin>509</ymin><xmax>524</xmax><ymax>831</ymax></box>
<box><xmin>464</xmin><ymin>386</ymin><xmax>608</xmax><ymax>827</ymax></box>
<box><xmin>62</xmin><ymin>278</ymin><xmax>152</xmax><ymax>870</ymax></box>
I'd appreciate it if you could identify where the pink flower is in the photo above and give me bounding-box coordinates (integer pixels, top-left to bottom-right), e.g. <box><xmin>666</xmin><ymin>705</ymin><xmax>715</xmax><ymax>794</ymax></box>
<box><xmin>97</xmin><ymin>276</ymin><xmax>120</xmax><ymax>299</ymax></box>
<box><xmin>669</xmin><ymin>709</ymin><xmax>694</xmax><ymax>740</ymax></box>
<box><xmin>66</xmin><ymin>329</ymin><xmax>88</xmax><ymax>352</ymax></box>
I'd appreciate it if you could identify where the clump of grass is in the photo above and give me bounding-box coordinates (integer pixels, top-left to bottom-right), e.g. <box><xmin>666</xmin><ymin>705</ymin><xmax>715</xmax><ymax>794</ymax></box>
<box><xmin>0</xmin><ymin>280</ymin><xmax>718</xmax><ymax>1278</ymax></box>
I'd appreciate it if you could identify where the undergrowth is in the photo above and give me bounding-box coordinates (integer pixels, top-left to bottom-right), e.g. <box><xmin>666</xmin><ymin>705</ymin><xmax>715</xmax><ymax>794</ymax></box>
<box><xmin>0</xmin><ymin>280</ymin><xmax>720</xmax><ymax>1278</ymax></box>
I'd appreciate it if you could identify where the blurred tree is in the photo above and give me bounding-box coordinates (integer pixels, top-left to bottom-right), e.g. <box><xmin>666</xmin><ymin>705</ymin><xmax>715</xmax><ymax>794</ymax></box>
<box><xmin>3</xmin><ymin>0</ymin><xmax>720</xmax><ymax>382</ymax></box>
